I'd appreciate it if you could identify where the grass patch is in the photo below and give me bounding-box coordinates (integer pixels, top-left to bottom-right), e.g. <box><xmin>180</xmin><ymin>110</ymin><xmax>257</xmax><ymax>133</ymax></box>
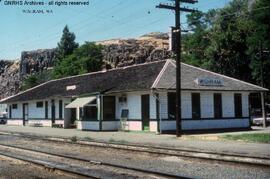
<box><xmin>70</xmin><ymin>136</ymin><xmax>78</xmax><ymax>143</ymax></box>
<box><xmin>117</xmin><ymin>140</ymin><xmax>129</xmax><ymax>144</ymax></box>
<box><xmin>222</xmin><ymin>133</ymin><xmax>270</xmax><ymax>143</ymax></box>
<box><xmin>84</xmin><ymin>137</ymin><xmax>93</xmax><ymax>141</ymax></box>
<box><xmin>109</xmin><ymin>138</ymin><xmax>116</xmax><ymax>143</ymax></box>
<box><xmin>125</xmin><ymin>130</ymin><xmax>155</xmax><ymax>134</ymax></box>
<box><xmin>108</xmin><ymin>138</ymin><xmax>128</xmax><ymax>144</ymax></box>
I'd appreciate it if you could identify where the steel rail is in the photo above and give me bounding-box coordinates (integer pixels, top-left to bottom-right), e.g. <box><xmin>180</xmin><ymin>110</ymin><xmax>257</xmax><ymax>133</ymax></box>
<box><xmin>1</xmin><ymin>132</ymin><xmax>270</xmax><ymax>167</ymax></box>
<box><xmin>0</xmin><ymin>151</ymin><xmax>99</xmax><ymax>179</ymax></box>
<box><xmin>0</xmin><ymin>143</ymin><xmax>190</xmax><ymax>179</ymax></box>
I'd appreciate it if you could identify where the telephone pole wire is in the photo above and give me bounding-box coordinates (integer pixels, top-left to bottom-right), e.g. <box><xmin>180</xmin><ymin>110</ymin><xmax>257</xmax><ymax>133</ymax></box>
<box><xmin>157</xmin><ymin>0</ymin><xmax>198</xmax><ymax>137</ymax></box>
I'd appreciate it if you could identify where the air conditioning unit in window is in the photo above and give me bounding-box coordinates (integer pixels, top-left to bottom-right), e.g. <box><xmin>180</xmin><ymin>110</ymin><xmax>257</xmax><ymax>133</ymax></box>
<box><xmin>119</xmin><ymin>95</ymin><xmax>127</xmax><ymax>103</ymax></box>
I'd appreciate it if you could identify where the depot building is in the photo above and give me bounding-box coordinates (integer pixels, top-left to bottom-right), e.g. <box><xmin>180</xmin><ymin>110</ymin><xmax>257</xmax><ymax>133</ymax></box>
<box><xmin>0</xmin><ymin>59</ymin><xmax>267</xmax><ymax>132</ymax></box>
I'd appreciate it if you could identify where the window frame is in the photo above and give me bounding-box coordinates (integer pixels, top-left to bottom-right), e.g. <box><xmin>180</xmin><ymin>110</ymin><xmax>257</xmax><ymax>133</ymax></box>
<box><xmin>12</xmin><ymin>104</ymin><xmax>18</xmax><ymax>109</ymax></box>
<box><xmin>45</xmin><ymin>101</ymin><xmax>48</xmax><ymax>119</ymax></box>
<box><xmin>59</xmin><ymin>100</ymin><xmax>63</xmax><ymax>119</ymax></box>
<box><xmin>36</xmin><ymin>101</ymin><xmax>43</xmax><ymax>108</ymax></box>
<box><xmin>167</xmin><ymin>92</ymin><xmax>176</xmax><ymax>120</ymax></box>
<box><xmin>214</xmin><ymin>93</ymin><xmax>223</xmax><ymax>119</ymax></box>
<box><xmin>191</xmin><ymin>93</ymin><xmax>201</xmax><ymax>119</ymax></box>
<box><xmin>234</xmin><ymin>93</ymin><xmax>242</xmax><ymax>118</ymax></box>
<box><xmin>103</xmin><ymin>96</ymin><xmax>116</xmax><ymax>121</ymax></box>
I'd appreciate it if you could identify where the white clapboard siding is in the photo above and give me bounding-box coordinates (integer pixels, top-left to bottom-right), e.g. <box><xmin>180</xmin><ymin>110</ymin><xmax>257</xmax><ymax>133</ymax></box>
<box><xmin>10</xmin><ymin>103</ymin><xmax>23</xmax><ymax>119</ymax></box>
<box><xmin>200</xmin><ymin>92</ymin><xmax>214</xmax><ymax>118</ymax></box>
<box><xmin>28</xmin><ymin>101</ymin><xmax>45</xmax><ymax>119</ymax></box>
<box><xmin>242</xmin><ymin>92</ymin><xmax>249</xmax><ymax>117</ymax></box>
<box><xmin>182</xmin><ymin>92</ymin><xmax>192</xmax><ymax>119</ymax></box>
<box><xmin>150</xmin><ymin>94</ymin><xmax>156</xmax><ymax>119</ymax></box>
<box><xmin>222</xmin><ymin>92</ymin><xmax>235</xmax><ymax>117</ymax></box>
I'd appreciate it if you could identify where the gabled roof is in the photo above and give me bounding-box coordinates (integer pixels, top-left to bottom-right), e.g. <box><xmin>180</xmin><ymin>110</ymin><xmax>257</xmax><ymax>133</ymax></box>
<box><xmin>1</xmin><ymin>59</ymin><xmax>267</xmax><ymax>103</ymax></box>
<box><xmin>153</xmin><ymin>59</ymin><xmax>268</xmax><ymax>91</ymax></box>
<box><xmin>1</xmin><ymin>60</ymin><xmax>166</xmax><ymax>103</ymax></box>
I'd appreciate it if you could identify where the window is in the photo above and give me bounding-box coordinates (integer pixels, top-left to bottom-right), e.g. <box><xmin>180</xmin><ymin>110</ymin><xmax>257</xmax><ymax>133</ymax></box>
<box><xmin>103</xmin><ymin>96</ymin><xmax>116</xmax><ymax>120</ymax></box>
<box><xmin>234</xmin><ymin>93</ymin><xmax>242</xmax><ymax>118</ymax></box>
<box><xmin>84</xmin><ymin>106</ymin><xmax>97</xmax><ymax>120</ymax></box>
<box><xmin>45</xmin><ymin>101</ymin><xmax>48</xmax><ymax>119</ymax></box>
<box><xmin>12</xmin><ymin>104</ymin><xmax>17</xmax><ymax>109</ymax></box>
<box><xmin>168</xmin><ymin>92</ymin><xmax>176</xmax><ymax>119</ymax></box>
<box><xmin>36</xmin><ymin>101</ymin><xmax>43</xmax><ymax>108</ymax></box>
<box><xmin>9</xmin><ymin>105</ymin><xmax>12</xmax><ymax>118</ymax></box>
<box><xmin>214</xmin><ymin>93</ymin><xmax>222</xmax><ymax>118</ymax></box>
<box><xmin>59</xmin><ymin>100</ymin><xmax>63</xmax><ymax>119</ymax></box>
<box><xmin>79</xmin><ymin>107</ymin><xmax>83</xmax><ymax>118</ymax></box>
<box><xmin>192</xmin><ymin>93</ymin><xmax>201</xmax><ymax>119</ymax></box>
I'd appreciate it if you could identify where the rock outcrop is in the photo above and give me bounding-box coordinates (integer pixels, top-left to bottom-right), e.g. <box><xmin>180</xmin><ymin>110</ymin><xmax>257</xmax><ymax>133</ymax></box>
<box><xmin>98</xmin><ymin>32</ymin><xmax>171</xmax><ymax>68</ymax></box>
<box><xmin>0</xmin><ymin>32</ymin><xmax>171</xmax><ymax>100</ymax></box>
<box><xmin>0</xmin><ymin>60</ymin><xmax>21</xmax><ymax>99</ymax></box>
<box><xmin>20</xmin><ymin>49</ymin><xmax>56</xmax><ymax>76</ymax></box>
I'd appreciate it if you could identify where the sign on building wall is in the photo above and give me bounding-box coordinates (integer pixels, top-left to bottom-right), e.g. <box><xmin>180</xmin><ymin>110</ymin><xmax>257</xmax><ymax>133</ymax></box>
<box><xmin>195</xmin><ymin>78</ymin><xmax>224</xmax><ymax>86</ymax></box>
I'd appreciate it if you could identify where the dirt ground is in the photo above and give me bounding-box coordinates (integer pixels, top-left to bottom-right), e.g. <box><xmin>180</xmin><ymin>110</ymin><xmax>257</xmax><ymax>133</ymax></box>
<box><xmin>0</xmin><ymin>156</ymin><xmax>79</xmax><ymax>179</ymax></box>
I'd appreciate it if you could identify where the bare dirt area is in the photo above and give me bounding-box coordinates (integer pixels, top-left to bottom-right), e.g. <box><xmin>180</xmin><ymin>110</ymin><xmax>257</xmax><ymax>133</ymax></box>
<box><xmin>0</xmin><ymin>156</ymin><xmax>78</xmax><ymax>179</ymax></box>
<box><xmin>0</xmin><ymin>134</ymin><xmax>269</xmax><ymax>179</ymax></box>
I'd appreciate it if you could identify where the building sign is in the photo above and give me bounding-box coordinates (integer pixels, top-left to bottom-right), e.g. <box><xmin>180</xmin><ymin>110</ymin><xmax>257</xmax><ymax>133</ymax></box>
<box><xmin>195</xmin><ymin>78</ymin><xmax>224</xmax><ymax>86</ymax></box>
<box><xmin>66</xmin><ymin>85</ymin><xmax>76</xmax><ymax>91</ymax></box>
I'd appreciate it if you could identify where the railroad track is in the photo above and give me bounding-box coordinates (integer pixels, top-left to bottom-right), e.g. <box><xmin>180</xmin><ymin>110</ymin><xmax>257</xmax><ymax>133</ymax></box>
<box><xmin>1</xmin><ymin>131</ymin><xmax>270</xmax><ymax>167</ymax></box>
<box><xmin>0</xmin><ymin>143</ymin><xmax>190</xmax><ymax>179</ymax></box>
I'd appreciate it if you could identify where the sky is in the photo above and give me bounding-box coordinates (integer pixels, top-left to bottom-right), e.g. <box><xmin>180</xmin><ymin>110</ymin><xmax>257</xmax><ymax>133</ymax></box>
<box><xmin>0</xmin><ymin>0</ymin><xmax>231</xmax><ymax>60</ymax></box>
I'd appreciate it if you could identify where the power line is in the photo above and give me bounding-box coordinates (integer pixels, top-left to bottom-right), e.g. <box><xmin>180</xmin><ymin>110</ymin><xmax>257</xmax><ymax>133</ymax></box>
<box><xmin>180</xmin><ymin>5</ymin><xmax>270</xmax><ymax>26</ymax></box>
<box><xmin>157</xmin><ymin>0</ymin><xmax>198</xmax><ymax>137</ymax></box>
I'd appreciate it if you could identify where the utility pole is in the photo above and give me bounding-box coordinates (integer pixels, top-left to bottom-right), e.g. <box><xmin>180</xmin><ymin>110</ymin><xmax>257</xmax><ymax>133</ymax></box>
<box><xmin>157</xmin><ymin>0</ymin><xmax>197</xmax><ymax>137</ymax></box>
<box><xmin>259</xmin><ymin>41</ymin><xmax>267</xmax><ymax>128</ymax></box>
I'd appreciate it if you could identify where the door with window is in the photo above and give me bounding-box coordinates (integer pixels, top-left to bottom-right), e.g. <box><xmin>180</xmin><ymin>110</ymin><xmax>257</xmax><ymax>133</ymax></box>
<box><xmin>141</xmin><ymin>94</ymin><xmax>150</xmax><ymax>131</ymax></box>
<box><xmin>22</xmin><ymin>103</ymin><xmax>29</xmax><ymax>126</ymax></box>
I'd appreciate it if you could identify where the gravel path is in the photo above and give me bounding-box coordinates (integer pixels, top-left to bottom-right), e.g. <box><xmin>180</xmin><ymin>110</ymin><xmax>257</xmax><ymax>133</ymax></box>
<box><xmin>0</xmin><ymin>134</ymin><xmax>269</xmax><ymax>179</ymax></box>
<box><xmin>0</xmin><ymin>156</ymin><xmax>78</xmax><ymax>179</ymax></box>
<box><xmin>0</xmin><ymin>126</ymin><xmax>269</xmax><ymax>158</ymax></box>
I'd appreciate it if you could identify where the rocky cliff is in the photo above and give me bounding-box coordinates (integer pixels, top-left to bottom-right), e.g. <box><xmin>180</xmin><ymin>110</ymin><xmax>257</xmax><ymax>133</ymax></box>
<box><xmin>0</xmin><ymin>60</ymin><xmax>21</xmax><ymax>99</ymax></box>
<box><xmin>20</xmin><ymin>49</ymin><xmax>56</xmax><ymax>76</ymax></box>
<box><xmin>0</xmin><ymin>32</ymin><xmax>171</xmax><ymax>100</ymax></box>
<box><xmin>98</xmin><ymin>32</ymin><xmax>171</xmax><ymax>67</ymax></box>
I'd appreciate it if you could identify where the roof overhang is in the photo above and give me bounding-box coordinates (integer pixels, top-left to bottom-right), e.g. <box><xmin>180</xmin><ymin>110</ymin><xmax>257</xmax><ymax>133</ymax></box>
<box><xmin>65</xmin><ymin>96</ymin><xmax>96</xmax><ymax>108</ymax></box>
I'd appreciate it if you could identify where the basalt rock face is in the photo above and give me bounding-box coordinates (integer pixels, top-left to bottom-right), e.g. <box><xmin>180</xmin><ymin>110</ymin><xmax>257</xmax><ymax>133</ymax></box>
<box><xmin>20</xmin><ymin>49</ymin><xmax>56</xmax><ymax>76</ymax></box>
<box><xmin>0</xmin><ymin>60</ymin><xmax>21</xmax><ymax>99</ymax></box>
<box><xmin>0</xmin><ymin>32</ymin><xmax>171</xmax><ymax>100</ymax></box>
<box><xmin>0</xmin><ymin>49</ymin><xmax>56</xmax><ymax>100</ymax></box>
<box><xmin>98</xmin><ymin>32</ymin><xmax>171</xmax><ymax>68</ymax></box>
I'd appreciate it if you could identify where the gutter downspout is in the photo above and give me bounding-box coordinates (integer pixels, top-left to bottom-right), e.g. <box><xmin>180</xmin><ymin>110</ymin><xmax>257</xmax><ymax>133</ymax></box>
<box><xmin>261</xmin><ymin>92</ymin><xmax>267</xmax><ymax>128</ymax></box>
<box><xmin>97</xmin><ymin>93</ymin><xmax>103</xmax><ymax>131</ymax></box>
<box><xmin>151</xmin><ymin>89</ymin><xmax>162</xmax><ymax>134</ymax></box>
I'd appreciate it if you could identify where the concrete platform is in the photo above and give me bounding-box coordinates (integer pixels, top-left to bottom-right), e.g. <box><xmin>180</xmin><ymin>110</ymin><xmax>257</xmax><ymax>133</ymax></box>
<box><xmin>0</xmin><ymin>125</ymin><xmax>269</xmax><ymax>159</ymax></box>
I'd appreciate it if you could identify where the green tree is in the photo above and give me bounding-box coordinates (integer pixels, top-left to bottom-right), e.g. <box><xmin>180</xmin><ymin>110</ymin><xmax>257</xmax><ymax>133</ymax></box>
<box><xmin>53</xmin><ymin>42</ymin><xmax>103</xmax><ymax>79</ymax></box>
<box><xmin>182</xmin><ymin>10</ymin><xmax>216</xmax><ymax>67</ymax></box>
<box><xmin>22</xmin><ymin>70</ymin><xmax>53</xmax><ymax>91</ymax></box>
<box><xmin>22</xmin><ymin>75</ymin><xmax>38</xmax><ymax>91</ymax></box>
<box><xmin>205</xmin><ymin>0</ymin><xmax>253</xmax><ymax>82</ymax></box>
<box><xmin>247</xmin><ymin>0</ymin><xmax>270</xmax><ymax>86</ymax></box>
<box><xmin>55</xmin><ymin>25</ymin><xmax>79</xmax><ymax>60</ymax></box>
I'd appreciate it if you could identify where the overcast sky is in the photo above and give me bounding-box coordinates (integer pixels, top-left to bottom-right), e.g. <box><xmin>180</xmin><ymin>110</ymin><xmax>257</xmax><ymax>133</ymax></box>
<box><xmin>0</xmin><ymin>0</ymin><xmax>231</xmax><ymax>60</ymax></box>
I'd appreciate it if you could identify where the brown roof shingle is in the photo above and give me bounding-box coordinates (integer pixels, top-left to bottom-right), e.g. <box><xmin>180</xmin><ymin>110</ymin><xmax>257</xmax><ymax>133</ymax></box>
<box><xmin>1</xmin><ymin>59</ymin><xmax>267</xmax><ymax>103</ymax></box>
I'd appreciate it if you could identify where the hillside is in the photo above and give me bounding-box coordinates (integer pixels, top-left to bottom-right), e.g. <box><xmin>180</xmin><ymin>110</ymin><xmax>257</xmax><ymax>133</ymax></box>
<box><xmin>0</xmin><ymin>32</ymin><xmax>171</xmax><ymax>100</ymax></box>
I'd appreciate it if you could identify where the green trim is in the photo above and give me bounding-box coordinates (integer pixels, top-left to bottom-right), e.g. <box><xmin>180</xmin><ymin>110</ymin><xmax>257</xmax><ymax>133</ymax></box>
<box><xmin>127</xmin><ymin>119</ymin><xmax>142</xmax><ymax>121</ymax></box>
<box><xmin>81</xmin><ymin>118</ymin><xmax>99</xmax><ymax>121</ymax></box>
<box><xmin>160</xmin><ymin>117</ymin><xmax>250</xmax><ymax>121</ymax></box>
<box><xmin>103</xmin><ymin>119</ymin><xmax>120</xmax><ymax>121</ymax></box>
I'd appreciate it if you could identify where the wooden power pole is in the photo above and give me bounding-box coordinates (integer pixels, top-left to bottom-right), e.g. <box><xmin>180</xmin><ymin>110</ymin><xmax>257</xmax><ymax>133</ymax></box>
<box><xmin>259</xmin><ymin>41</ymin><xmax>267</xmax><ymax>128</ymax></box>
<box><xmin>157</xmin><ymin>0</ymin><xmax>198</xmax><ymax>137</ymax></box>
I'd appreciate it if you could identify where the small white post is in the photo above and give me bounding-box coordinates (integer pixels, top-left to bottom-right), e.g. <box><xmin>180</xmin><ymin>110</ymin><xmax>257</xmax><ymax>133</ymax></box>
<box><xmin>261</xmin><ymin>92</ymin><xmax>267</xmax><ymax>128</ymax></box>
